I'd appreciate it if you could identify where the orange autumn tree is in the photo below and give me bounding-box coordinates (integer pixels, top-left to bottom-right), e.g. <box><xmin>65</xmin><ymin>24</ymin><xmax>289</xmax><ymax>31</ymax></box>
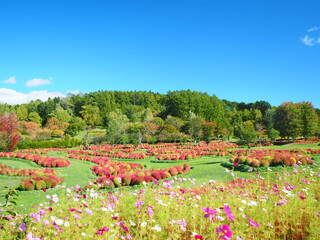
<box><xmin>0</xmin><ymin>112</ymin><xmax>21</xmax><ymax>152</ymax></box>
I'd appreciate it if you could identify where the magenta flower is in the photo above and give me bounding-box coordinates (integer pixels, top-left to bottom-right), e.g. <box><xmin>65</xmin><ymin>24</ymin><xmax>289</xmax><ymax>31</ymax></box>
<box><xmin>216</xmin><ymin>224</ymin><xmax>233</xmax><ymax>240</ymax></box>
<box><xmin>194</xmin><ymin>235</ymin><xmax>204</xmax><ymax>240</ymax></box>
<box><xmin>119</xmin><ymin>221</ymin><xmax>129</xmax><ymax>232</ymax></box>
<box><xmin>275</xmin><ymin>200</ymin><xmax>287</xmax><ymax>206</ymax></box>
<box><xmin>301</xmin><ymin>179</ymin><xmax>310</xmax><ymax>184</ymax></box>
<box><xmin>203</xmin><ymin>207</ymin><xmax>218</xmax><ymax>223</ymax></box>
<box><xmin>223</xmin><ymin>205</ymin><xmax>235</xmax><ymax>221</ymax></box>
<box><xmin>95</xmin><ymin>226</ymin><xmax>109</xmax><ymax>235</ymax></box>
<box><xmin>299</xmin><ymin>195</ymin><xmax>306</xmax><ymax>200</ymax></box>
<box><xmin>248</xmin><ymin>219</ymin><xmax>260</xmax><ymax>227</ymax></box>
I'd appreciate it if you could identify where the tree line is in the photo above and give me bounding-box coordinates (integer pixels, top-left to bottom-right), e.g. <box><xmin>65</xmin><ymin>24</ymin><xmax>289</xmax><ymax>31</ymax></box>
<box><xmin>0</xmin><ymin>90</ymin><xmax>319</xmax><ymax>149</ymax></box>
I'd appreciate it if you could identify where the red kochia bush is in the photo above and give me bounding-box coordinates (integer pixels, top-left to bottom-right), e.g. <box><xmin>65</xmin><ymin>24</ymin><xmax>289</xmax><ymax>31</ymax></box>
<box><xmin>0</xmin><ymin>152</ymin><xmax>70</xmax><ymax>168</ymax></box>
<box><xmin>229</xmin><ymin>149</ymin><xmax>315</xmax><ymax>167</ymax></box>
<box><xmin>18</xmin><ymin>174</ymin><xmax>64</xmax><ymax>191</ymax></box>
<box><xmin>86</xmin><ymin>164</ymin><xmax>192</xmax><ymax>189</ymax></box>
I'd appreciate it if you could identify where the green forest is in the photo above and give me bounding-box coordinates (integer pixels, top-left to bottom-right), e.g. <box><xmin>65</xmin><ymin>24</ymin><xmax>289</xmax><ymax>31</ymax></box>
<box><xmin>1</xmin><ymin>90</ymin><xmax>319</xmax><ymax>150</ymax></box>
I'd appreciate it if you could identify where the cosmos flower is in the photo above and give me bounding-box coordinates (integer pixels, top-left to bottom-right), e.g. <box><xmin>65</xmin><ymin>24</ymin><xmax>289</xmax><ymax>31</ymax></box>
<box><xmin>216</xmin><ymin>224</ymin><xmax>232</xmax><ymax>240</ymax></box>
<box><xmin>248</xmin><ymin>219</ymin><xmax>260</xmax><ymax>227</ymax></box>
<box><xmin>203</xmin><ymin>207</ymin><xmax>218</xmax><ymax>222</ymax></box>
<box><xmin>223</xmin><ymin>205</ymin><xmax>235</xmax><ymax>221</ymax></box>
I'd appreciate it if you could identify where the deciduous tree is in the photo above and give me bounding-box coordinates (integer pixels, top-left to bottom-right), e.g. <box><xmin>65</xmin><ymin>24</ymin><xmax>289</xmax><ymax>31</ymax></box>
<box><xmin>0</xmin><ymin>112</ymin><xmax>21</xmax><ymax>151</ymax></box>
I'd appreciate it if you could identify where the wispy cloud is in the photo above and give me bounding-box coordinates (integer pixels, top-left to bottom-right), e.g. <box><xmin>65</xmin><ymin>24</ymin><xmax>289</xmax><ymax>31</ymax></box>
<box><xmin>307</xmin><ymin>26</ymin><xmax>320</xmax><ymax>32</ymax></box>
<box><xmin>301</xmin><ymin>35</ymin><xmax>315</xmax><ymax>46</ymax></box>
<box><xmin>67</xmin><ymin>89</ymin><xmax>80</xmax><ymax>95</ymax></box>
<box><xmin>0</xmin><ymin>88</ymin><xmax>66</xmax><ymax>105</ymax></box>
<box><xmin>26</xmin><ymin>78</ymin><xmax>51</xmax><ymax>87</ymax></box>
<box><xmin>3</xmin><ymin>76</ymin><xmax>16</xmax><ymax>84</ymax></box>
<box><xmin>301</xmin><ymin>26</ymin><xmax>320</xmax><ymax>46</ymax></box>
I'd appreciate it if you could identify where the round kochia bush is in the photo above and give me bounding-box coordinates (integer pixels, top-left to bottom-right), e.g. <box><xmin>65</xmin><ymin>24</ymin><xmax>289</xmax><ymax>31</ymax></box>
<box><xmin>0</xmin><ymin>161</ymin><xmax>65</xmax><ymax>191</ymax></box>
<box><xmin>18</xmin><ymin>175</ymin><xmax>65</xmax><ymax>191</ymax></box>
<box><xmin>0</xmin><ymin>152</ymin><xmax>70</xmax><ymax>167</ymax></box>
<box><xmin>229</xmin><ymin>149</ymin><xmax>315</xmax><ymax>167</ymax></box>
<box><xmin>86</xmin><ymin>163</ymin><xmax>191</xmax><ymax>189</ymax></box>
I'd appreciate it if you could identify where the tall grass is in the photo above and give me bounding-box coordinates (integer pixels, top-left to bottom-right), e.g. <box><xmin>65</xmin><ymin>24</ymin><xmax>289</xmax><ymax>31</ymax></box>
<box><xmin>1</xmin><ymin>165</ymin><xmax>319</xmax><ymax>239</ymax></box>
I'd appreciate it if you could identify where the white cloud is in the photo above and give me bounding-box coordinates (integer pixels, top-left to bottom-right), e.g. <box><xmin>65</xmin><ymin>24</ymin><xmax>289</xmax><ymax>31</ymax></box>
<box><xmin>0</xmin><ymin>88</ymin><xmax>66</xmax><ymax>105</ymax></box>
<box><xmin>301</xmin><ymin>35</ymin><xmax>315</xmax><ymax>46</ymax></box>
<box><xmin>3</xmin><ymin>76</ymin><xmax>16</xmax><ymax>84</ymax></box>
<box><xmin>26</xmin><ymin>78</ymin><xmax>51</xmax><ymax>87</ymax></box>
<box><xmin>307</xmin><ymin>26</ymin><xmax>320</xmax><ymax>32</ymax></box>
<box><xmin>67</xmin><ymin>89</ymin><xmax>80</xmax><ymax>95</ymax></box>
<box><xmin>301</xmin><ymin>27</ymin><xmax>320</xmax><ymax>46</ymax></box>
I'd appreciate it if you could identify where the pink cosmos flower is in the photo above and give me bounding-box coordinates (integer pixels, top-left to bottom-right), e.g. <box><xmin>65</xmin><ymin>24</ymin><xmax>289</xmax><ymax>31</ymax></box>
<box><xmin>248</xmin><ymin>219</ymin><xmax>260</xmax><ymax>227</ymax></box>
<box><xmin>135</xmin><ymin>199</ymin><xmax>145</xmax><ymax>210</ymax></box>
<box><xmin>38</xmin><ymin>209</ymin><xmax>46</xmax><ymax>216</ymax></box>
<box><xmin>26</xmin><ymin>232</ymin><xmax>41</xmax><ymax>240</ymax></box>
<box><xmin>203</xmin><ymin>207</ymin><xmax>218</xmax><ymax>223</ymax></box>
<box><xmin>223</xmin><ymin>205</ymin><xmax>235</xmax><ymax>221</ymax></box>
<box><xmin>43</xmin><ymin>219</ymin><xmax>50</xmax><ymax>226</ymax></box>
<box><xmin>19</xmin><ymin>223</ymin><xmax>26</xmax><ymax>232</ymax></box>
<box><xmin>86</xmin><ymin>209</ymin><xmax>93</xmax><ymax>215</ymax></box>
<box><xmin>29</xmin><ymin>213</ymin><xmax>40</xmax><ymax>223</ymax></box>
<box><xmin>275</xmin><ymin>200</ymin><xmax>287</xmax><ymax>206</ymax></box>
<box><xmin>147</xmin><ymin>205</ymin><xmax>154</xmax><ymax>218</ymax></box>
<box><xmin>216</xmin><ymin>224</ymin><xmax>232</xmax><ymax>240</ymax></box>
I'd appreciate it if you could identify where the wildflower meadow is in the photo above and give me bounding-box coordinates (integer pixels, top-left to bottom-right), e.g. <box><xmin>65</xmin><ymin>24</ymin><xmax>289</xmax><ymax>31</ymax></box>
<box><xmin>0</xmin><ymin>142</ymin><xmax>320</xmax><ymax>239</ymax></box>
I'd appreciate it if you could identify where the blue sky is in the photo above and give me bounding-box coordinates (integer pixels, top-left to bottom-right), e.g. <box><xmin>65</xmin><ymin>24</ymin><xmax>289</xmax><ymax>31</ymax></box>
<box><xmin>0</xmin><ymin>0</ymin><xmax>319</xmax><ymax>107</ymax></box>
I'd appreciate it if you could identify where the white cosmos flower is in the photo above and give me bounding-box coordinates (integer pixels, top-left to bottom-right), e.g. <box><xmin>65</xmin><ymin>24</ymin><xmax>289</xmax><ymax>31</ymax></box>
<box><xmin>152</xmin><ymin>224</ymin><xmax>162</xmax><ymax>232</ymax></box>
<box><xmin>55</xmin><ymin>219</ymin><xmax>64</xmax><ymax>225</ymax></box>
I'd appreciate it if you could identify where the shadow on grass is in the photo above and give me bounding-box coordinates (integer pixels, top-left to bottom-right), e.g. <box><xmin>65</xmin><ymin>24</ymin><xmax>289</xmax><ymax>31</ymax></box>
<box><xmin>202</xmin><ymin>161</ymin><xmax>222</xmax><ymax>165</ymax></box>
